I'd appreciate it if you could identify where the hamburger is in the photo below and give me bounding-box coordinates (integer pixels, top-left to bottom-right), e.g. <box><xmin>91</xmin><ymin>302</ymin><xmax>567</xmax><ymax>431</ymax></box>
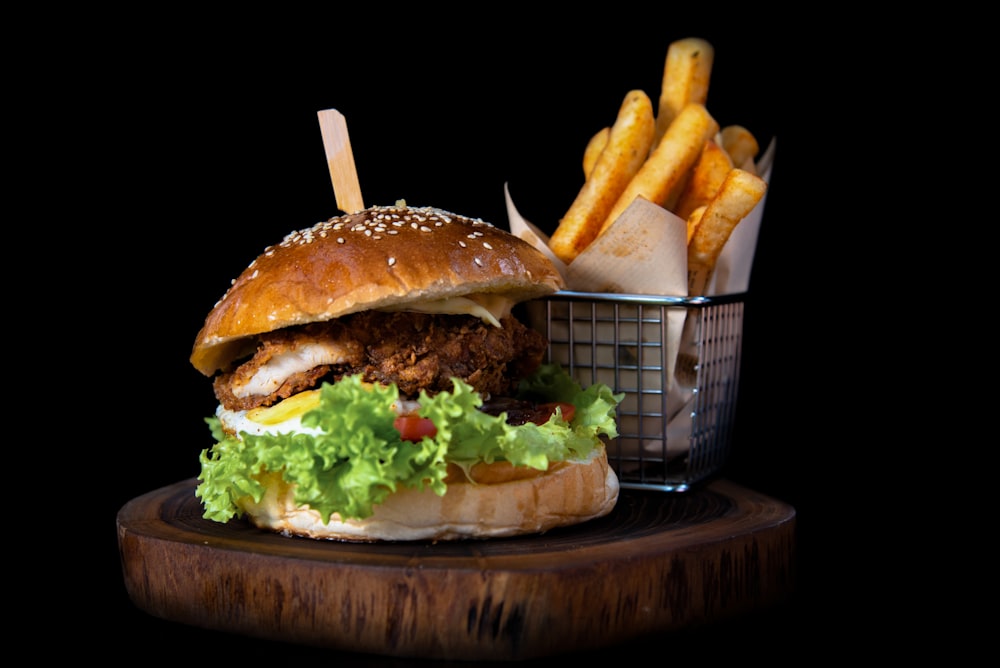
<box><xmin>191</xmin><ymin>202</ymin><xmax>622</xmax><ymax>541</ymax></box>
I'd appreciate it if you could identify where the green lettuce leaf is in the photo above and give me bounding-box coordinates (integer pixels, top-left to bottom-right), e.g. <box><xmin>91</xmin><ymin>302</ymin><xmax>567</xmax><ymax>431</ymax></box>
<box><xmin>196</xmin><ymin>364</ymin><xmax>622</xmax><ymax>524</ymax></box>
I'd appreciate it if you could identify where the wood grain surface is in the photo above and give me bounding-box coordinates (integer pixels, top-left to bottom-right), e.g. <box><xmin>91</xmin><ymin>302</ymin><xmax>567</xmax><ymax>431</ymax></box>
<box><xmin>117</xmin><ymin>478</ymin><xmax>795</xmax><ymax>661</ymax></box>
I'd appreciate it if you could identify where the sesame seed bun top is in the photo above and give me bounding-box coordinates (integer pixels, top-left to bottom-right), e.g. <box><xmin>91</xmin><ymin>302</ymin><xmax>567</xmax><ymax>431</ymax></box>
<box><xmin>190</xmin><ymin>203</ymin><xmax>565</xmax><ymax>376</ymax></box>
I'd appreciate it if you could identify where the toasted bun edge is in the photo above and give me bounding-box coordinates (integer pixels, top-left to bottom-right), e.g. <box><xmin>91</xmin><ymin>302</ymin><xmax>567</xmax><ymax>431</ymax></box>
<box><xmin>238</xmin><ymin>445</ymin><xmax>619</xmax><ymax>542</ymax></box>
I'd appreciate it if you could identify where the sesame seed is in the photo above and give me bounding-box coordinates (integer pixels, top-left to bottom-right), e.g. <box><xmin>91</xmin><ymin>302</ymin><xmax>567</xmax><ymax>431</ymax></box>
<box><xmin>474</xmin><ymin>258</ymin><xmax>483</xmax><ymax>266</ymax></box>
<box><xmin>483</xmin><ymin>242</ymin><xmax>493</xmax><ymax>249</ymax></box>
<box><xmin>388</xmin><ymin>257</ymin><xmax>396</xmax><ymax>266</ymax></box>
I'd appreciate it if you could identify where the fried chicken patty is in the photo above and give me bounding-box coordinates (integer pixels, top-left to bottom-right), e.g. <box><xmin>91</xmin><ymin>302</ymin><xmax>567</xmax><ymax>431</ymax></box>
<box><xmin>212</xmin><ymin>311</ymin><xmax>548</xmax><ymax>412</ymax></box>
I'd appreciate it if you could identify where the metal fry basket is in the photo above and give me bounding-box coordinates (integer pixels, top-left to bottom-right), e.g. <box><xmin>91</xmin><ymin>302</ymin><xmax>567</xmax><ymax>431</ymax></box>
<box><xmin>527</xmin><ymin>290</ymin><xmax>746</xmax><ymax>492</ymax></box>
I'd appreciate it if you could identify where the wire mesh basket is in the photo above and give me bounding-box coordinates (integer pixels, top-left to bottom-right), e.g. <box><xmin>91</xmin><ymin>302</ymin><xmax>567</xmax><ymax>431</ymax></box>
<box><xmin>526</xmin><ymin>290</ymin><xmax>746</xmax><ymax>492</ymax></box>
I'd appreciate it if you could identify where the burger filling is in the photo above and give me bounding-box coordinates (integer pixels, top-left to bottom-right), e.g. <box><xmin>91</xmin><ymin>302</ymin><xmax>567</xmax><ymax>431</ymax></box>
<box><xmin>213</xmin><ymin>311</ymin><xmax>548</xmax><ymax>412</ymax></box>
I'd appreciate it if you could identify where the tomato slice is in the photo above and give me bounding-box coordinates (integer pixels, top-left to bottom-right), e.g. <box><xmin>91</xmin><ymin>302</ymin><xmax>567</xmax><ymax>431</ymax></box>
<box><xmin>394</xmin><ymin>415</ymin><xmax>438</xmax><ymax>442</ymax></box>
<box><xmin>535</xmin><ymin>402</ymin><xmax>575</xmax><ymax>425</ymax></box>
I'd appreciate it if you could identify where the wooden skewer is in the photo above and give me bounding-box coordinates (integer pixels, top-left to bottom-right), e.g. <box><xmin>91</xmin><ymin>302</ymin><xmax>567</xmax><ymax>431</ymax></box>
<box><xmin>317</xmin><ymin>109</ymin><xmax>365</xmax><ymax>214</ymax></box>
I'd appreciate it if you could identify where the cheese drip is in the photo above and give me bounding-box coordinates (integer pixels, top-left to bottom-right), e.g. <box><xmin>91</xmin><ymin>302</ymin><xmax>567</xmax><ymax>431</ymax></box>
<box><xmin>377</xmin><ymin>294</ymin><xmax>514</xmax><ymax>328</ymax></box>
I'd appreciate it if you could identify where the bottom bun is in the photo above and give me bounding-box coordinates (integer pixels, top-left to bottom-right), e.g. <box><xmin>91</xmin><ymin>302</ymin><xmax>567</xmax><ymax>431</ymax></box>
<box><xmin>238</xmin><ymin>445</ymin><xmax>620</xmax><ymax>542</ymax></box>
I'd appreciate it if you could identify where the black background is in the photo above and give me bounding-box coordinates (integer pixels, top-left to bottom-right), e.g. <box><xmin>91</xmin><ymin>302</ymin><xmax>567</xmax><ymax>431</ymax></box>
<box><xmin>71</xmin><ymin>10</ymin><xmax>873</xmax><ymax>663</ymax></box>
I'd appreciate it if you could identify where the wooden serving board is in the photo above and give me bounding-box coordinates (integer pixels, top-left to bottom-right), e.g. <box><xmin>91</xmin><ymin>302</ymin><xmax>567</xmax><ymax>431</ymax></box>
<box><xmin>117</xmin><ymin>478</ymin><xmax>795</xmax><ymax>661</ymax></box>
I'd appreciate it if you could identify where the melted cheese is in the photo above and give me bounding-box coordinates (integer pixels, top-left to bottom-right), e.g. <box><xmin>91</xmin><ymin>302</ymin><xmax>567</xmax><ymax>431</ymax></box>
<box><xmin>378</xmin><ymin>294</ymin><xmax>514</xmax><ymax>328</ymax></box>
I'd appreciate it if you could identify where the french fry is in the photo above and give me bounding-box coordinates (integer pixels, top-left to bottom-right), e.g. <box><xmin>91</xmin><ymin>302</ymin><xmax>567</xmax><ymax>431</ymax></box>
<box><xmin>582</xmin><ymin>126</ymin><xmax>610</xmax><ymax>179</ymax></box>
<box><xmin>550</xmin><ymin>89</ymin><xmax>655</xmax><ymax>264</ymax></box>
<box><xmin>720</xmin><ymin>125</ymin><xmax>760</xmax><ymax>172</ymax></box>
<box><xmin>687</xmin><ymin>168</ymin><xmax>767</xmax><ymax>295</ymax></box>
<box><xmin>673</xmin><ymin>139</ymin><xmax>733</xmax><ymax>220</ymax></box>
<box><xmin>652</xmin><ymin>37</ymin><xmax>714</xmax><ymax>150</ymax></box>
<box><xmin>685</xmin><ymin>204</ymin><xmax>705</xmax><ymax>245</ymax></box>
<box><xmin>545</xmin><ymin>35</ymin><xmax>771</xmax><ymax>281</ymax></box>
<box><xmin>600</xmin><ymin>102</ymin><xmax>719</xmax><ymax>235</ymax></box>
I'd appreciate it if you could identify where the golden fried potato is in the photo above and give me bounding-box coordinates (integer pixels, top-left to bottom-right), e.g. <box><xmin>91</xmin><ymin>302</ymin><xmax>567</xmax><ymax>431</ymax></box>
<box><xmin>673</xmin><ymin>139</ymin><xmax>733</xmax><ymax>220</ymax></box>
<box><xmin>549</xmin><ymin>90</ymin><xmax>655</xmax><ymax>263</ymax></box>
<box><xmin>600</xmin><ymin>103</ymin><xmax>719</xmax><ymax>235</ymax></box>
<box><xmin>685</xmin><ymin>204</ymin><xmax>705</xmax><ymax>245</ymax></box>
<box><xmin>687</xmin><ymin>168</ymin><xmax>767</xmax><ymax>294</ymax></box>
<box><xmin>652</xmin><ymin>38</ymin><xmax>714</xmax><ymax>150</ymax></box>
<box><xmin>720</xmin><ymin>125</ymin><xmax>760</xmax><ymax>172</ymax></box>
<box><xmin>582</xmin><ymin>126</ymin><xmax>610</xmax><ymax>178</ymax></box>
